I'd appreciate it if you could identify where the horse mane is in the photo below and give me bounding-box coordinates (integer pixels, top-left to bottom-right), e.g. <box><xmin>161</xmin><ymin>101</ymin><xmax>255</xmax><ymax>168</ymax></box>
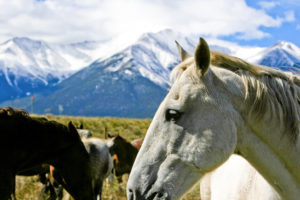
<box><xmin>171</xmin><ymin>51</ymin><xmax>300</xmax><ymax>141</ymax></box>
<box><xmin>0</xmin><ymin>107</ymin><xmax>73</xmax><ymax>141</ymax></box>
<box><xmin>0</xmin><ymin>107</ymin><xmax>29</xmax><ymax>118</ymax></box>
<box><xmin>210</xmin><ymin>51</ymin><xmax>300</xmax><ymax>86</ymax></box>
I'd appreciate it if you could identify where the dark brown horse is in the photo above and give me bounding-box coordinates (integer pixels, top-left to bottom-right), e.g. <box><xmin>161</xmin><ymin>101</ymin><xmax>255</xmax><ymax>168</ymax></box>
<box><xmin>107</xmin><ymin>135</ymin><xmax>143</xmax><ymax>182</ymax></box>
<box><xmin>0</xmin><ymin>107</ymin><xmax>95</xmax><ymax>200</ymax></box>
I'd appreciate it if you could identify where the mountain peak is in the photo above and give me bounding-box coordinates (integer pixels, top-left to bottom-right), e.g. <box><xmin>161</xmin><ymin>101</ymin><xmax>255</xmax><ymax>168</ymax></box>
<box><xmin>273</xmin><ymin>40</ymin><xmax>299</xmax><ymax>51</ymax></box>
<box><xmin>12</xmin><ymin>36</ymin><xmax>35</xmax><ymax>42</ymax></box>
<box><xmin>247</xmin><ymin>40</ymin><xmax>300</xmax><ymax>67</ymax></box>
<box><xmin>10</xmin><ymin>37</ymin><xmax>48</xmax><ymax>51</ymax></box>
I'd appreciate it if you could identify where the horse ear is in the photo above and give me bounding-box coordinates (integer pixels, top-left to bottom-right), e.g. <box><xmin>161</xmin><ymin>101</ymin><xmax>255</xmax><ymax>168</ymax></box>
<box><xmin>68</xmin><ymin>121</ymin><xmax>80</xmax><ymax>139</ymax></box>
<box><xmin>194</xmin><ymin>38</ymin><xmax>210</xmax><ymax>75</ymax></box>
<box><xmin>175</xmin><ymin>40</ymin><xmax>191</xmax><ymax>62</ymax></box>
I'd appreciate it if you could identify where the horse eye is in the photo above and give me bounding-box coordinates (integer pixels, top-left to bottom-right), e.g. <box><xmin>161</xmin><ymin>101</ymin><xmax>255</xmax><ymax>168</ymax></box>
<box><xmin>166</xmin><ymin>109</ymin><xmax>182</xmax><ymax>121</ymax></box>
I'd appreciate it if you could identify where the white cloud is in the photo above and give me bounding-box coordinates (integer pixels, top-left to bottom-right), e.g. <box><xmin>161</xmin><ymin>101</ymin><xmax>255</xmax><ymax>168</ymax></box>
<box><xmin>284</xmin><ymin>11</ymin><xmax>295</xmax><ymax>22</ymax></box>
<box><xmin>258</xmin><ymin>1</ymin><xmax>279</xmax><ymax>10</ymax></box>
<box><xmin>0</xmin><ymin>0</ymin><xmax>292</xmax><ymax>43</ymax></box>
<box><xmin>297</xmin><ymin>25</ymin><xmax>300</xmax><ymax>30</ymax></box>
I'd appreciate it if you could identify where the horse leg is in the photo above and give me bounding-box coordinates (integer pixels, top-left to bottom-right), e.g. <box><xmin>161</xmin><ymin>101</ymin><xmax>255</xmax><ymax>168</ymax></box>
<box><xmin>11</xmin><ymin>179</ymin><xmax>16</xmax><ymax>200</ymax></box>
<box><xmin>55</xmin><ymin>185</ymin><xmax>63</xmax><ymax>200</ymax></box>
<box><xmin>39</xmin><ymin>179</ymin><xmax>57</xmax><ymax>200</ymax></box>
<box><xmin>94</xmin><ymin>180</ymin><xmax>103</xmax><ymax>200</ymax></box>
<box><xmin>0</xmin><ymin>170</ymin><xmax>15</xmax><ymax>200</ymax></box>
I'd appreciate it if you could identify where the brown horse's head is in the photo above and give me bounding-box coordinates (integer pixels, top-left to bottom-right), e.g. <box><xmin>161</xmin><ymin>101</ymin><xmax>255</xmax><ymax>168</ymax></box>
<box><xmin>50</xmin><ymin>122</ymin><xmax>95</xmax><ymax>200</ymax></box>
<box><xmin>107</xmin><ymin>135</ymin><xmax>141</xmax><ymax>180</ymax></box>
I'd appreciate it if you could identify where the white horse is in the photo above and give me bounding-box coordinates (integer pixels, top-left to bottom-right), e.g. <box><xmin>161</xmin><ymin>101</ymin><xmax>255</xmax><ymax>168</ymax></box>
<box><xmin>200</xmin><ymin>155</ymin><xmax>280</xmax><ymax>200</ymax></box>
<box><xmin>77</xmin><ymin>129</ymin><xmax>93</xmax><ymax>139</ymax></box>
<box><xmin>81</xmin><ymin>137</ymin><xmax>113</xmax><ymax>200</ymax></box>
<box><xmin>127</xmin><ymin>38</ymin><xmax>300</xmax><ymax>200</ymax></box>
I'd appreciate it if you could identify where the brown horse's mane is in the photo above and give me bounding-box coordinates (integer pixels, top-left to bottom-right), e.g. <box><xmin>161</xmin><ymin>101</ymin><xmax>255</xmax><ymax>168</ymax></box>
<box><xmin>0</xmin><ymin>107</ymin><xmax>29</xmax><ymax>118</ymax></box>
<box><xmin>0</xmin><ymin>107</ymin><xmax>50</xmax><ymax>125</ymax></box>
<box><xmin>0</xmin><ymin>107</ymin><xmax>75</xmax><ymax>144</ymax></box>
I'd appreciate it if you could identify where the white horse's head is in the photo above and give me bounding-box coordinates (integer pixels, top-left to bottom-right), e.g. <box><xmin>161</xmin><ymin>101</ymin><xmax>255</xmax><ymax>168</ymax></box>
<box><xmin>127</xmin><ymin>38</ymin><xmax>244</xmax><ymax>199</ymax></box>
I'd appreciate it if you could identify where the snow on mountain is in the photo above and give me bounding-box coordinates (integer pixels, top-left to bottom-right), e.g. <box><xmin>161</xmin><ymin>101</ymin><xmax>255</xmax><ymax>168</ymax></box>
<box><xmin>56</xmin><ymin>34</ymin><xmax>139</xmax><ymax>71</ymax></box>
<box><xmin>110</xmin><ymin>30</ymin><xmax>277</xmax><ymax>89</ymax></box>
<box><xmin>91</xmin><ymin>29</ymin><xmax>243</xmax><ymax>90</ymax></box>
<box><xmin>247</xmin><ymin>41</ymin><xmax>300</xmax><ymax>67</ymax></box>
<box><xmin>1</xmin><ymin>29</ymin><xmax>299</xmax><ymax>117</ymax></box>
<box><xmin>1</xmin><ymin>31</ymin><xmax>296</xmax><ymax>99</ymax></box>
<box><xmin>88</xmin><ymin>30</ymin><xmax>178</xmax><ymax>89</ymax></box>
<box><xmin>0</xmin><ymin>37</ymin><xmax>107</xmax><ymax>101</ymax></box>
<box><xmin>0</xmin><ymin>37</ymin><xmax>65</xmax><ymax>100</ymax></box>
<box><xmin>0</xmin><ymin>37</ymin><xmax>69</xmax><ymax>84</ymax></box>
<box><xmin>0</xmin><ymin>37</ymin><xmax>128</xmax><ymax>83</ymax></box>
<box><xmin>118</xmin><ymin>29</ymin><xmax>196</xmax><ymax>89</ymax></box>
<box><xmin>9</xmin><ymin>29</ymin><xmax>289</xmax><ymax>117</ymax></box>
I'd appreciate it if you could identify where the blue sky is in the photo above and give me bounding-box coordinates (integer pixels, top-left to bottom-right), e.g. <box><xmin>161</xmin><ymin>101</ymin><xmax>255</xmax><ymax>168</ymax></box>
<box><xmin>0</xmin><ymin>0</ymin><xmax>299</xmax><ymax>47</ymax></box>
<box><xmin>224</xmin><ymin>0</ymin><xmax>300</xmax><ymax>46</ymax></box>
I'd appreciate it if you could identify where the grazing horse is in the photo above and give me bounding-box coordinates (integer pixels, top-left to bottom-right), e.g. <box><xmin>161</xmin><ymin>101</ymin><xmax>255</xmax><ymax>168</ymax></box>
<box><xmin>127</xmin><ymin>38</ymin><xmax>300</xmax><ymax>200</ymax></box>
<box><xmin>82</xmin><ymin>137</ymin><xmax>113</xmax><ymax>200</ymax></box>
<box><xmin>107</xmin><ymin>135</ymin><xmax>143</xmax><ymax>182</ymax></box>
<box><xmin>0</xmin><ymin>107</ymin><xmax>95</xmax><ymax>200</ymax></box>
<box><xmin>47</xmin><ymin>137</ymin><xmax>113</xmax><ymax>200</ymax></box>
<box><xmin>200</xmin><ymin>155</ymin><xmax>280</xmax><ymax>200</ymax></box>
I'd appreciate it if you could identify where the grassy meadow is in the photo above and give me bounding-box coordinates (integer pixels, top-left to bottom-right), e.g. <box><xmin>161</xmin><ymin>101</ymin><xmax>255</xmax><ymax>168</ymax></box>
<box><xmin>15</xmin><ymin>115</ymin><xmax>201</xmax><ymax>200</ymax></box>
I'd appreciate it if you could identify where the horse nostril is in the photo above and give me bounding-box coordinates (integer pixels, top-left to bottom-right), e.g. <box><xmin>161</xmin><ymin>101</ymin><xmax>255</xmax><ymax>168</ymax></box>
<box><xmin>157</xmin><ymin>192</ymin><xmax>164</xmax><ymax>198</ymax></box>
<box><xmin>148</xmin><ymin>191</ymin><xmax>165</xmax><ymax>199</ymax></box>
<box><xmin>128</xmin><ymin>189</ymin><xmax>133</xmax><ymax>200</ymax></box>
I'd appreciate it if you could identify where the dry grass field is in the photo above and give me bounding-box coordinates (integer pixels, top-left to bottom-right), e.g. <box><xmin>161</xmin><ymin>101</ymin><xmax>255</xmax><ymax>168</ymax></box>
<box><xmin>15</xmin><ymin>115</ymin><xmax>201</xmax><ymax>200</ymax></box>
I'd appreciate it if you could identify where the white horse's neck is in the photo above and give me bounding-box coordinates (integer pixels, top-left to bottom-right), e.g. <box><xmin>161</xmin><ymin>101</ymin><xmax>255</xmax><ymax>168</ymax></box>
<box><xmin>237</xmin><ymin>123</ymin><xmax>300</xmax><ymax>199</ymax></box>
<box><xmin>210</xmin><ymin>67</ymin><xmax>300</xmax><ymax>199</ymax></box>
<box><xmin>215</xmin><ymin>68</ymin><xmax>300</xmax><ymax>199</ymax></box>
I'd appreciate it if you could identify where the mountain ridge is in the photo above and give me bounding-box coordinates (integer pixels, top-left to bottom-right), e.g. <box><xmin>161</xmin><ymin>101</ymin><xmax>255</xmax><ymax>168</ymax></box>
<box><xmin>1</xmin><ymin>30</ymin><xmax>299</xmax><ymax>117</ymax></box>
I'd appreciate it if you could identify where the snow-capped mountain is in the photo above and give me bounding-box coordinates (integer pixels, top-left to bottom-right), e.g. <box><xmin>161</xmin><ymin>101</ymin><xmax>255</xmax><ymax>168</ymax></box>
<box><xmin>1</xmin><ymin>29</ymin><xmax>299</xmax><ymax>117</ymax></box>
<box><xmin>88</xmin><ymin>29</ymin><xmax>264</xmax><ymax>91</ymax></box>
<box><xmin>0</xmin><ymin>37</ymin><xmax>104</xmax><ymax>101</ymax></box>
<box><xmin>247</xmin><ymin>41</ymin><xmax>300</xmax><ymax>67</ymax></box>
<box><xmin>10</xmin><ymin>30</ymin><xmax>193</xmax><ymax>117</ymax></box>
<box><xmin>0</xmin><ymin>37</ymin><xmax>64</xmax><ymax>101</ymax></box>
<box><xmin>0</xmin><ymin>34</ymin><xmax>149</xmax><ymax>102</ymax></box>
<box><xmin>0</xmin><ymin>37</ymin><xmax>76</xmax><ymax>82</ymax></box>
<box><xmin>94</xmin><ymin>29</ymin><xmax>198</xmax><ymax>90</ymax></box>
